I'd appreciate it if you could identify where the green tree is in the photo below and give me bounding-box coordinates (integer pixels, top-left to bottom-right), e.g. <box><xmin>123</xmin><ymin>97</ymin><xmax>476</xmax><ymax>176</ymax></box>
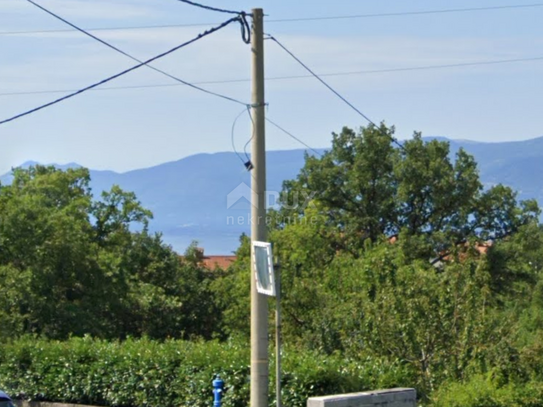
<box><xmin>0</xmin><ymin>165</ymin><xmax>222</xmax><ymax>340</ymax></box>
<box><xmin>212</xmin><ymin>123</ymin><xmax>543</xmax><ymax>397</ymax></box>
<box><xmin>211</xmin><ymin>234</ymin><xmax>251</xmax><ymax>338</ymax></box>
<box><xmin>279</xmin><ymin>125</ymin><xmax>399</xmax><ymax>251</ymax></box>
<box><xmin>277</xmin><ymin>125</ymin><xmax>539</xmax><ymax>259</ymax></box>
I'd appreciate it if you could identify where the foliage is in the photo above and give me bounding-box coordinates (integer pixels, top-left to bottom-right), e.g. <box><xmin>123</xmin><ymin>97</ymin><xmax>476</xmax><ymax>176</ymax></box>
<box><xmin>431</xmin><ymin>375</ymin><xmax>543</xmax><ymax>407</ymax></box>
<box><xmin>3</xmin><ymin>124</ymin><xmax>543</xmax><ymax>405</ymax></box>
<box><xmin>0</xmin><ymin>166</ymin><xmax>219</xmax><ymax>340</ymax></box>
<box><xmin>276</xmin><ymin>125</ymin><xmax>539</xmax><ymax>258</ymax></box>
<box><xmin>0</xmin><ymin>337</ymin><xmax>410</xmax><ymax>407</ymax></box>
<box><xmin>215</xmin><ymin>124</ymin><xmax>543</xmax><ymax>403</ymax></box>
<box><xmin>210</xmin><ymin>234</ymin><xmax>251</xmax><ymax>338</ymax></box>
<box><xmin>265</xmin><ymin>238</ymin><xmax>502</xmax><ymax>395</ymax></box>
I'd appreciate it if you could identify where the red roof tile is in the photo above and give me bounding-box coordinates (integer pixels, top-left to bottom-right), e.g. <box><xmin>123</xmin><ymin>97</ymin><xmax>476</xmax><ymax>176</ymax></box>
<box><xmin>202</xmin><ymin>255</ymin><xmax>236</xmax><ymax>270</ymax></box>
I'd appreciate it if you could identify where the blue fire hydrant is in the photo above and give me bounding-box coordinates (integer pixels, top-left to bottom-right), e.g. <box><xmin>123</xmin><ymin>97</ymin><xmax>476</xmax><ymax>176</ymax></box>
<box><xmin>213</xmin><ymin>375</ymin><xmax>224</xmax><ymax>407</ymax></box>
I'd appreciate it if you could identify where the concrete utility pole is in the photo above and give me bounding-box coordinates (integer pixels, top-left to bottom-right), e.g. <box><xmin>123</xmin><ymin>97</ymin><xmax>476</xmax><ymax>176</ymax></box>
<box><xmin>250</xmin><ymin>8</ymin><xmax>268</xmax><ymax>407</ymax></box>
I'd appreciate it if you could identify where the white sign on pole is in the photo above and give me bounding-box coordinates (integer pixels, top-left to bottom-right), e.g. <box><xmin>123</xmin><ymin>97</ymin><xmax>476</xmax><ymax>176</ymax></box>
<box><xmin>252</xmin><ymin>241</ymin><xmax>276</xmax><ymax>296</ymax></box>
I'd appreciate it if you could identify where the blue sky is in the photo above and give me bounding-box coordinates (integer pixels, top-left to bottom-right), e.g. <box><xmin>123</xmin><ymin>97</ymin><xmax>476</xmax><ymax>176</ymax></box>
<box><xmin>1</xmin><ymin>0</ymin><xmax>542</xmax><ymax>175</ymax></box>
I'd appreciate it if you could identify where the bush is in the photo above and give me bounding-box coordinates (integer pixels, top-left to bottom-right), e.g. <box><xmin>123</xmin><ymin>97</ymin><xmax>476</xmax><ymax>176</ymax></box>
<box><xmin>0</xmin><ymin>337</ymin><xmax>412</xmax><ymax>407</ymax></box>
<box><xmin>431</xmin><ymin>375</ymin><xmax>543</xmax><ymax>407</ymax></box>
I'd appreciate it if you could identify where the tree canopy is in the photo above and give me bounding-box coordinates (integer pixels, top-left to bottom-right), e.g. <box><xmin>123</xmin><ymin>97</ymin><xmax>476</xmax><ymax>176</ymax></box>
<box><xmin>217</xmin><ymin>124</ymin><xmax>543</xmax><ymax>398</ymax></box>
<box><xmin>275</xmin><ymin>125</ymin><xmax>539</xmax><ymax>259</ymax></box>
<box><xmin>0</xmin><ymin>166</ymin><xmax>219</xmax><ymax>340</ymax></box>
<box><xmin>3</xmin><ymin>125</ymin><xmax>543</xmax><ymax>404</ymax></box>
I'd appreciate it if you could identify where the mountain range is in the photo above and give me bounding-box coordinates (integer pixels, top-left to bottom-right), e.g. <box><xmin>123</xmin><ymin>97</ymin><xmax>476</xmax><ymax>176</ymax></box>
<box><xmin>2</xmin><ymin>136</ymin><xmax>543</xmax><ymax>254</ymax></box>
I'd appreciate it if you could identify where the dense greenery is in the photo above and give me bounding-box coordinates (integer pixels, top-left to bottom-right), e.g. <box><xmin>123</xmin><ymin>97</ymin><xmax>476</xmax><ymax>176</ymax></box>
<box><xmin>0</xmin><ymin>337</ymin><xmax>409</xmax><ymax>407</ymax></box>
<box><xmin>215</xmin><ymin>126</ymin><xmax>543</xmax><ymax>404</ymax></box>
<box><xmin>3</xmin><ymin>124</ymin><xmax>543</xmax><ymax>406</ymax></box>
<box><xmin>0</xmin><ymin>166</ymin><xmax>219</xmax><ymax>340</ymax></box>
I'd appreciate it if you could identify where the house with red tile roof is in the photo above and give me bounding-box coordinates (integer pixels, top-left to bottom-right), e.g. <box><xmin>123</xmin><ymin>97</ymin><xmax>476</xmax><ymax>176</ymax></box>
<box><xmin>201</xmin><ymin>254</ymin><xmax>237</xmax><ymax>270</ymax></box>
<box><xmin>181</xmin><ymin>248</ymin><xmax>236</xmax><ymax>271</ymax></box>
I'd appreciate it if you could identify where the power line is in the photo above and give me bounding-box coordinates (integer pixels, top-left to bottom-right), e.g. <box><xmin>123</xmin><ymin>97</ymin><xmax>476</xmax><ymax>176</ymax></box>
<box><xmin>3</xmin><ymin>3</ymin><xmax>542</xmax><ymax>36</ymax></box>
<box><xmin>266</xmin><ymin>118</ymin><xmax>323</xmax><ymax>157</ymax></box>
<box><xmin>268</xmin><ymin>36</ymin><xmax>373</xmax><ymax>124</ymax></box>
<box><xmin>267</xmin><ymin>35</ymin><xmax>404</xmax><ymax>149</ymax></box>
<box><xmin>2</xmin><ymin>54</ymin><xmax>542</xmax><ymax>98</ymax></box>
<box><xmin>268</xmin><ymin>3</ymin><xmax>543</xmax><ymax>23</ymax></box>
<box><xmin>231</xmin><ymin>107</ymin><xmax>249</xmax><ymax>166</ymax></box>
<box><xmin>174</xmin><ymin>0</ymin><xmax>251</xmax><ymax>43</ymax></box>
<box><xmin>175</xmin><ymin>0</ymin><xmax>243</xmax><ymax>15</ymax></box>
<box><xmin>0</xmin><ymin>16</ymin><xmax>241</xmax><ymax>126</ymax></box>
<box><xmin>244</xmin><ymin>107</ymin><xmax>255</xmax><ymax>161</ymax></box>
<box><xmin>0</xmin><ymin>23</ymin><xmax>216</xmax><ymax>36</ymax></box>
<box><xmin>24</xmin><ymin>0</ymin><xmax>247</xmax><ymax>106</ymax></box>
<box><xmin>287</xmin><ymin>56</ymin><xmax>543</xmax><ymax>77</ymax></box>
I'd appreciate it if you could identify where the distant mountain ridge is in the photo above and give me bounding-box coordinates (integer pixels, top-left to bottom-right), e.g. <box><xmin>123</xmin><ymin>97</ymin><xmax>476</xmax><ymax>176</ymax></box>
<box><xmin>1</xmin><ymin>149</ymin><xmax>326</xmax><ymax>254</ymax></box>
<box><xmin>2</xmin><ymin>136</ymin><xmax>543</xmax><ymax>253</ymax></box>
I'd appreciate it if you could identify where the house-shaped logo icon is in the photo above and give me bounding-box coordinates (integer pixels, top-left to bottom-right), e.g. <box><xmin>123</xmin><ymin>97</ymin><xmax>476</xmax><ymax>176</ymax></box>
<box><xmin>227</xmin><ymin>182</ymin><xmax>256</xmax><ymax>209</ymax></box>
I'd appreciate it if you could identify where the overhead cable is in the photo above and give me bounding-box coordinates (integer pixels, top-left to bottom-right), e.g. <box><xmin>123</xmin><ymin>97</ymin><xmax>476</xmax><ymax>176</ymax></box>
<box><xmin>3</xmin><ymin>54</ymin><xmax>542</xmax><ymax>98</ymax></box>
<box><xmin>266</xmin><ymin>118</ymin><xmax>324</xmax><ymax>157</ymax></box>
<box><xmin>3</xmin><ymin>3</ymin><xmax>543</xmax><ymax>36</ymax></box>
<box><xmin>269</xmin><ymin>3</ymin><xmax>543</xmax><ymax>23</ymax></box>
<box><xmin>267</xmin><ymin>35</ymin><xmax>404</xmax><ymax>149</ymax></box>
<box><xmin>175</xmin><ymin>0</ymin><xmax>251</xmax><ymax>43</ymax></box>
<box><xmin>25</xmin><ymin>0</ymin><xmax>247</xmax><ymax>106</ymax></box>
<box><xmin>231</xmin><ymin>107</ymin><xmax>250</xmax><ymax>167</ymax></box>
<box><xmin>243</xmin><ymin>107</ymin><xmax>255</xmax><ymax>161</ymax></box>
<box><xmin>0</xmin><ymin>23</ymin><xmax>215</xmax><ymax>36</ymax></box>
<box><xmin>175</xmin><ymin>0</ymin><xmax>244</xmax><ymax>15</ymax></box>
<box><xmin>0</xmin><ymin>16</ymin><xmax>241</xmax><ymax>126</ymax></box>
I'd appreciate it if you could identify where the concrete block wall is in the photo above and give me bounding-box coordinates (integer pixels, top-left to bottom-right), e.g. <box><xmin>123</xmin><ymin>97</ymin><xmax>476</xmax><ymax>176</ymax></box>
<box><xmin>307</xmin><ymin>388</ymin><xmax>416</xmax><ymax>407</ymax></box>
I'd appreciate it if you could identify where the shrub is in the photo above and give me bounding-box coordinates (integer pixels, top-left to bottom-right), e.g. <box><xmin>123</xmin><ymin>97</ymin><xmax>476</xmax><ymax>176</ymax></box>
<box><xmin>431</xmin><ymin>375</ymin><xmax>543</xmax><ymax>407</ymax></box>
<box><xmin>0</xmin><ymin>337</ymin><xmax>412</xmax><ymax>407</ymax></box>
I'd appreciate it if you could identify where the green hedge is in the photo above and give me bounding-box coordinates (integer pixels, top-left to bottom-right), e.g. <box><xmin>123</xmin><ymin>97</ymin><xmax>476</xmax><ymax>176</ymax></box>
<box><xmin>0</xmin><ymin>337</ymin><xmax>412</xmax><ymax>407</ymax></box>
<box><xmin>431</xmin><ymin>375</ymin><xmax>543</xmax><ymax>407</ymax></box>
